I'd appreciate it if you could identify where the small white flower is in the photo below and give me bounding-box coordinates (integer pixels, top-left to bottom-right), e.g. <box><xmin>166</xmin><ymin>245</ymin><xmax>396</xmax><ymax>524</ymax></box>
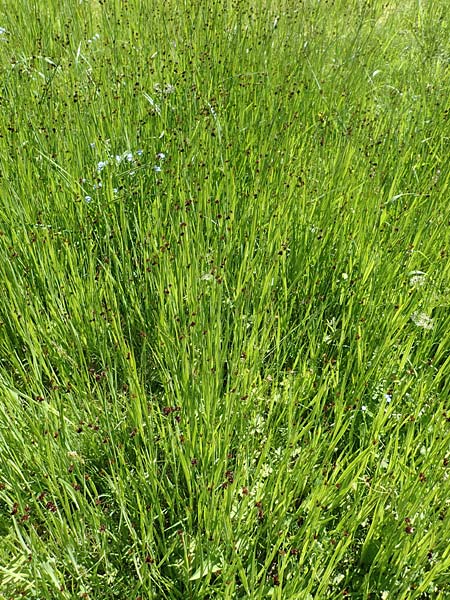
<box><xmin>411</xmin><ymin>311</ymin><xmax>434</xmax><ymax>330</ymax></box>
<box><xmin>136</xmin><ymin>149</ymin><xmax>143</xmax><ymax>156</ymax></box>
<box><xmin>153</xmin><ymin>165</ymin><xmax>162</xmax><ymax>172</ymax></box>
<box><xmin>409</xmin><ymin>270</ymin><xmax>426</xmax><ymax>287</ymax></box>
<box><xmin>208</xmin><ymin>102</ymin><xmax>217</xmax><ymax>118</ymax></box>
<box><xmin>341</xmin><ymin>272</ymin><xmax>348</xmax><ymax>280</ymax></box>
<box><xmin>115</xmin><ymin>154</ymin><xmax>122</xmax><ymax>164</ymax></box>
<box><xmin>97</xmin><ymin>160</ymin><xmax>107</xmax><ymax>172</ymax></box>
<box><xmin>67</xmin><ymin>451</ymin><xmax>84</xmax><ymax>462</ymax></box>
<box><xmin>0</xmin><ymin>27</ymin><xmax>8</xmax><ymax>35</ymax></box>
<box><xmin>85</xmin><ymin>195</ymin><xmax>92</xmax><ymax>202</ymax></box>
<box><xmin>260</xmin><ymin>463</ymin><xmax>273</xmax><ymax>478</ymax></box>
<box><xmin>126</xmin><ymin>152</ymin><xmax>133</xmax><ymax>162</ymax></box>
<box><xmin>157</xmin><ymin>152</ymin><xmax>165</xmax><ymax>160</ymax></box>
<box><xmin>384</xmin><ymin>394</ymin><xmax>392</xmax><ymax>403</ymax></box>
<box><xmin>90</xmin><ymin>142</ymin><xmax>95</xmax><ymax>148</ymax></box>
<box><xmin>113</xmin><ymin>188</ymin><xmax>118</xmax><ymax>194</ymax></box>
<box><xmin>361</xmin><ymin>405</ymin><xmax>367</xmax><ymax>412</ymax></box>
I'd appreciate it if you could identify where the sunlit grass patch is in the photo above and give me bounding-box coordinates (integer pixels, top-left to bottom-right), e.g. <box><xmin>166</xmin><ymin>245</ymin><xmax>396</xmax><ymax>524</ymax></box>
<box><xmin>0</xmin><ymin>0</ymin><xmax>449</xmax><ymax>598</ymax></box>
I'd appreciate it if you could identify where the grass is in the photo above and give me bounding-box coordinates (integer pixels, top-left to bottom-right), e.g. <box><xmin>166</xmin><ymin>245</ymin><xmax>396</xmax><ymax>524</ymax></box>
<box><xmin>0</xmin><ymin>0</ymin><xmax>449</xmax><ymax>598</ymax></box>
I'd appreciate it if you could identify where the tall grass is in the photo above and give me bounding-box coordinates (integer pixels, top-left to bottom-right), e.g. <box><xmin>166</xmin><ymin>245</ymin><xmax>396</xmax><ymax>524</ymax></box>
<box><xmin>0</xmin><ymin>0</ymin><xmax>449</xmax><ymax>598</ymax></box>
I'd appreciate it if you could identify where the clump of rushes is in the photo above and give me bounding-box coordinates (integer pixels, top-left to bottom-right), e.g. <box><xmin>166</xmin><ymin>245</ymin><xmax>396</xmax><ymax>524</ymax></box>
<box><xmin>0</xmin><ymin>0</ymin><xmax>449</xmax><ymax>598</ymax></box>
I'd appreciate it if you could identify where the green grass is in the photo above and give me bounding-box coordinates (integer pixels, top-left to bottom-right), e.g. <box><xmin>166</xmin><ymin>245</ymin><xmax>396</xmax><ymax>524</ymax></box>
<box><xmin>0</xmin><ymin>0</ymin><xmax>449</xmax><ymax>598</ymax></box>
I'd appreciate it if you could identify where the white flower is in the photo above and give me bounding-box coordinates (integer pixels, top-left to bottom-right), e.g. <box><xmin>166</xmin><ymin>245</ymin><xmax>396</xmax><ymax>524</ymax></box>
<box><xmin>67</xmin><ymin>451</ymin><xmax>84</xmax><ymax>462</ymax></box>
<box><xmin>154</xmin><ymin>83</ymin><xmax>175</xmax><ymax>95</ymax></box>
<box><xmin>384</xmin><ymin>394</ymin><xmax>392</xmax><ymax>403</ymax></box>
<box><xmin>260</xmin><ymin>463</ymin><xmax>273</xmax><ymax>478</ymax></box>
<box><xmin>136</xmin><ymin>149</ymin><xmax>143</xmax><ymax>156</ymax></box>
<box><xmin>97</xmin><ymin>160</ymin><xmax>108</xmax><ymax>172</ymax></box>
<box><xmin>341</xmin><ymin>272</ymin><xmax>348</xmax><ymax>280</ymax></box>
<box><xmin>0</xmin><ymin>27</ymin><xmax>7</xmax><ymax>36</ymax></box>
<box><xmin>153</xmin><ymin>165</ymin><xmax>162</xmax><ymax>172</ymax></box>
<box><xmin>332</xmin><ymin>574</ymin><xmax>345</xmax><ymax>585</ymax></box>
<box><xmin>361</xmin><ymin>405</ymin><xmax>367</xmax><ymax>412</ymax></box>
<box><xmin>411</xmin><ymin>311</ymin><xmax>434</xmax><ymax>330</ymax></box>
<box><xmin>85</xmin><ymin>195</ymin><xmax>92</xmax><ymax>202</ymax></box>
<box><xmin>409</xmin><ymin>270</ymin><xmax>426</xmax><ymax>287</ymax></box>
<box><xmin>157</xmin><ymin>152</ymin><xmax>166</xmax><ymax>160</ymax></box>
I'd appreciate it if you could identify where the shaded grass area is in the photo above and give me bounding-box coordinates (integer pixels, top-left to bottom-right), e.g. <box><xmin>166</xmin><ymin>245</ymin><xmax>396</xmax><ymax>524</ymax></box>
<box><xmin>0</xmin><ymin>0</ymin><xmax>449</xmax><ymax>598</ymax></box>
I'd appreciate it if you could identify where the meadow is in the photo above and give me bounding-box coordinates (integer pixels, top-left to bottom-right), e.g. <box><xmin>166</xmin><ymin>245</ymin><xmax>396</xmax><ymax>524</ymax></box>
<box><xmin>0</xmin><ymin>1</ymin><xmax>449</xmax><ymax>598</ymax></box>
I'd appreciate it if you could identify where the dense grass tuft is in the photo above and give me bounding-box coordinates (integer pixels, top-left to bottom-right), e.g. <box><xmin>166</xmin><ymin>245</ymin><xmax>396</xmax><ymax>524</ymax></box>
<box><xmin>1</xmin><ymin>1</ymin><xmax>449</xmax><ymax>598</ymax></box>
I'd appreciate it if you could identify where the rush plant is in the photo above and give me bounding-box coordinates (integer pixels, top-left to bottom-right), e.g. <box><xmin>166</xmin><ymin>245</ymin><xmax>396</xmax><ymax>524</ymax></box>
<box><xmin>0</xmin><ymin>1</ymin><xmax>449</xmax><ymax>598</ymax></box>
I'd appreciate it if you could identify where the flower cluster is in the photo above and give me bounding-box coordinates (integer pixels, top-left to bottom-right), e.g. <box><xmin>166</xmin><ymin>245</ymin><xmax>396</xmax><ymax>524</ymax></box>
<box><xmin>411</xmin><ymin>311</ymin><xmax>434</xmax><ymax>330</ymax></box>
<box><xmin>87</xmin><ymin>33</ymin><xmax>100</xmax><ymax>44</ymax></box>
<box><xmin>408</xmin><ymin>270</ymin><xmax>427</xmax><ymax>287</ymax></box>
<box><xmin>82</xmin><ymin>146</ymin><xmax>166</xmax><ymax>202</ymax></box>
